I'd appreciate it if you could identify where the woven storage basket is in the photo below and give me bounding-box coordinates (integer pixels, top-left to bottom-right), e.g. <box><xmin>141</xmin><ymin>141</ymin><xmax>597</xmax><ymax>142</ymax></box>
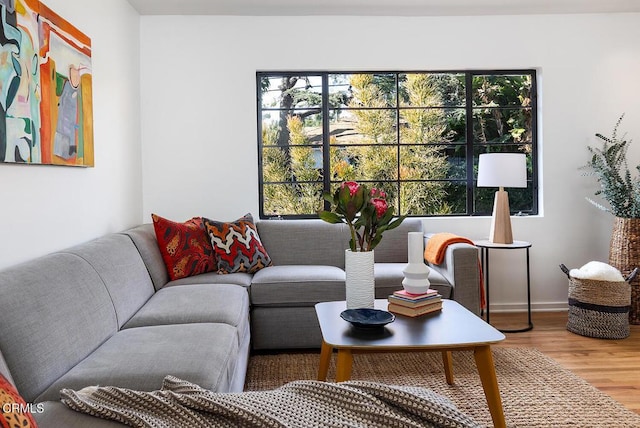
<box><xmin>566</xmin><ymin>276</ymin><xmax>631</xmax><ymax>339</ymax></box>
<box><xmin>609</xmin><ymin>217</ymin><xmax>640</xmax><ymax>324</ymax></box>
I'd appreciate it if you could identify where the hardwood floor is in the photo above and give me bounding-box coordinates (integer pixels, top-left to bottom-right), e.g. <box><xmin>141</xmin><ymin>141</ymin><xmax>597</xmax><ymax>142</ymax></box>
<box><xmin>488</xmin><ymin>311</ymin><xmax>640</xmax><ymax>414</ymax></box>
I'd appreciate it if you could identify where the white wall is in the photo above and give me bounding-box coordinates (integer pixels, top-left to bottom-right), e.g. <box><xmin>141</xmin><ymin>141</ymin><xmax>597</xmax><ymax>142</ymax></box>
<box><xmin>139</xmin><ymin>13</ymin><xmax>640</xmax><ymax>311</ymax></box>
<box><xmin>0</xmin><ymin>0</ymin><xmax>141</xmax><ymax>270</ymax></box>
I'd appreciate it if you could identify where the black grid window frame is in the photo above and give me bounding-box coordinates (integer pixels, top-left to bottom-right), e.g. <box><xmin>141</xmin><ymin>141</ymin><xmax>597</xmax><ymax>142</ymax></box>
<box><xmin>257</xmin><ymin>70</ymin><xmax>538</xmax><ymax>219</ymax></box>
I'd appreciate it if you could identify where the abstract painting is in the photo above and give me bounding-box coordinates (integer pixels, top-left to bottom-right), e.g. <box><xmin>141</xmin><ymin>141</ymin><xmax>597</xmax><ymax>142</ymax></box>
<box><xmin>0</xmin><ymin>0</ymin><xmax>93</xmax><ymax>167</ymax></box>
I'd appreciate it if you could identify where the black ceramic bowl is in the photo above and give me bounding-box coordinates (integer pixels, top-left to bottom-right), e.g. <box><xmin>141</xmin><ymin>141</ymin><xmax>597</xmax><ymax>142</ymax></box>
<box><xmin>340</xmin><ymin>308</ymin><xmax>395</xmax><ymax>329</ymax></box>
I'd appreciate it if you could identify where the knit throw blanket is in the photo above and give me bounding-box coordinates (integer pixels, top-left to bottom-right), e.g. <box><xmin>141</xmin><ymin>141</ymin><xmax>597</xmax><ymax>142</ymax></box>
<box><xmin>60</xmin><ymin>376</ymin><xmax>481</xmax><ymax>428</ymax></box>
<box><xmin>424</xmin><ymin>232</ymin><xmax>475</xmax><ymax>265</ymax></box>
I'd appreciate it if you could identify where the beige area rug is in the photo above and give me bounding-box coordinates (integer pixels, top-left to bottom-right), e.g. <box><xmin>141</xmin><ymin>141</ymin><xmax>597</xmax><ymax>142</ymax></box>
<box><xmin>244</xmin><ymin>347</ymin><xmax>640</xmax><ymax>428</ymax></box>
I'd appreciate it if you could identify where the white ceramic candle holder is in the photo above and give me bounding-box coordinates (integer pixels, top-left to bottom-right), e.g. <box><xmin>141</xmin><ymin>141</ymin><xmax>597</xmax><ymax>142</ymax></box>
<box><xmin>402</xmin><ymin>231</ymin><xmax>431</xmax><ymax>294</ymax></box>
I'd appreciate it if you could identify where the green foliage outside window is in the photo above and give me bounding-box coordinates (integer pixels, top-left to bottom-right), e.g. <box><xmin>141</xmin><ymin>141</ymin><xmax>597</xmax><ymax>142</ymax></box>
<box><xmin>258</xmin><ymin>70</ymin><xmax>536</xmax><ymax>218</ymax></box>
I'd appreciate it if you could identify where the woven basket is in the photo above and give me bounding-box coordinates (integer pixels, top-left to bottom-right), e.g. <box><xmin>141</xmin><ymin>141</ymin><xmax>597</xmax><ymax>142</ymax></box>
<box><xmin>566</xmin><ymin>276</ymin><xmax>630</xmax><ymax>339</ymax></box>
<box><xmin>608</xmin><ymin>217</ymin><xmax>640</xmax><ymax>325</ymax></box>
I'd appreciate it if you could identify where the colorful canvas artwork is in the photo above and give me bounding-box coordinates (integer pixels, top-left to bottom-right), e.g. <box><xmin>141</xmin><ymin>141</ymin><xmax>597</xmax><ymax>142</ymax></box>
<box><xmin>0</xmin><ymin>0</ymin><xmax>93</xmax><ymax>167</ymax></box>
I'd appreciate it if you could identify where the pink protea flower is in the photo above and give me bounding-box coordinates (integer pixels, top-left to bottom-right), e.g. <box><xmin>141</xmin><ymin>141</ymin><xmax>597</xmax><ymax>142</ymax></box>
<box><xmin>319</xmin><ymin>180</ymin><xmax>405</xmax><ymax>252</ymax></box>
<box><xmin>371</xmin><ymin>198</ymin><xmax>388</xmax><ymax>218</ymax></box>
<box><xmin>341</xmin><ymin>181</ymin><xmax>360</xmax><ymax>197</ymax></box>
<box><xmin>370</xmin><ymin>188</ymin><xmax>387</xmax><ymax>198</ymax></box>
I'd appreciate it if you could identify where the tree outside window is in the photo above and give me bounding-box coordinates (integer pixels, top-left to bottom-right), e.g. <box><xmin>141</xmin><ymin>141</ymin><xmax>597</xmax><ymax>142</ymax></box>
<box><xmin>258</xmin><ymin>70</ymin><xmax>536</xmax><ymax>218</ymax></box>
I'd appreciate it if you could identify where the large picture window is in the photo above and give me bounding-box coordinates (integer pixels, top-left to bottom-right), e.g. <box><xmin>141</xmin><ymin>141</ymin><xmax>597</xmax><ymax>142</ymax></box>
<box><xmin>257</xmin><ymin>70</ymin><xmax>537</xmax><ymax>218</ymax></box>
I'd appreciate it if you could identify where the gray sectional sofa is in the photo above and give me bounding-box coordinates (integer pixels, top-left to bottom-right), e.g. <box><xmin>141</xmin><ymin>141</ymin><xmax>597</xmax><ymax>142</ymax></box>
<box><xmin>250</xmin><ymin>219</ymin><xmax>480</xmax><ymax>348</ymax></box>
<box><xmin>0</xmin><ymin>217</ymin><xmax>480</xmax><ymax>427</ymax></box>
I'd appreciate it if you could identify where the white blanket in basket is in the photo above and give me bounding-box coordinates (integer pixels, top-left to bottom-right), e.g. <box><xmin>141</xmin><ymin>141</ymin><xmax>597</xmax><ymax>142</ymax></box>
<box><xmin>570</xmin><ymin>261</ymin><xmax>624</xmax><ymax>282</ymax></box>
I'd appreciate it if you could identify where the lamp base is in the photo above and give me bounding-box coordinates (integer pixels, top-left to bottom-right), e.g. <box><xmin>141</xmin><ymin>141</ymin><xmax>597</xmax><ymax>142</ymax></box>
<box><xmin>489</xmin><ymin>188</ymin><xmax>513</xmax><ymax>244</ymax></box>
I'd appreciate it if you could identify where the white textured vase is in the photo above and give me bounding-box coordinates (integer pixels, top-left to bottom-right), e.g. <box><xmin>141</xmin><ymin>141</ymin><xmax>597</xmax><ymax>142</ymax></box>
<box><xmin>345</xmin><ymin>249</ymin><xmax>375</xmax><ymax>309</ymax></box>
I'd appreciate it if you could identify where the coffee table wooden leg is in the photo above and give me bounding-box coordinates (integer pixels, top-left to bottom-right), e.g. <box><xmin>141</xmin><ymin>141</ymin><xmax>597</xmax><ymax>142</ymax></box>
<box><xmin>442</xmin><ymin>351</ymin><xmax>454</xmax><ymax>385</ymax></box>
<box><xmin>474</xmin><ymin>345</ymin><xmax>506</xmax><ymax>428</ymax></box>
<box><xmin>318</xmin><ymin>341</ymin><xmax>332</xmax><ymax>381</ymax></box>
<box><xmin>335</xmin><ymin>349</ymin><xmax>353</xmax><ymax>382</ymax></box>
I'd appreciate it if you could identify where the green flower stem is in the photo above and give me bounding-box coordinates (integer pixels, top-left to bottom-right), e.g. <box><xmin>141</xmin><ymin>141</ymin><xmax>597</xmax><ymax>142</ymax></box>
<box><xmin>348</xmin><ymin>222</ymin><xmax>357</xmax><ymax>252</ymax></box>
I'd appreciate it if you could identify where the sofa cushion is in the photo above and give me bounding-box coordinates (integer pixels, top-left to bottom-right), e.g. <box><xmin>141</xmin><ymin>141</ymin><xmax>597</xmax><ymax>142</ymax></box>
<box><xmin>372</xmin><ymin>218</ymin><xmax>423</xmax><ymax>263</ymax></box>
<box><xmin>36</xmin><ymin>323</ymin><xmax>240</xmax><ymax>402</ymax></box>
<box><xmin>121</xmin><ymin>224</ymin><xmax>169</xmax><ymax>290</ymax></box>
<box><xmin>123</xmin><ymin>284</ymin><xmax>250</xmax><ymax>343</ymax></box>
<box><xmin>372</xmin><ymin>262</ymin><xmax>405</xmax><ymax>298</ymax></box>
<box><xmin>256</xmin><ymin>220</ymin><xmax>349</xmax><ymax>267</ymax></box>
<box><xmin>251</xmin><ymin>265</ymin><xmax>346</xmax><ymax>306</ymax></box>
<box><xmin>203</xmin><ymin>214</ymin><xmax>272</xmax><ymax>274</ymax></box>
<box><xmin>152</xmin><ymin>214</ymin><xmax>216</xmax><ymax>281</ymax></box>
<box><xmin>0</xmin><ymin>373</ymin><xmax>37</xmax><ymax>427</ymax></box>
<box><xmin>166</xmin><ymin>271</ymin><xmax>252</xmax><ymax>288</ymax></box>
<box><xmin>0</xmin><ymin>253</ymin><xmax>118</xmax><ymax>403</ymax></box>
<box><xmin>63</xmin><ymin>234</ymin><xmax>155</xmax><ymax>329</ymax></box>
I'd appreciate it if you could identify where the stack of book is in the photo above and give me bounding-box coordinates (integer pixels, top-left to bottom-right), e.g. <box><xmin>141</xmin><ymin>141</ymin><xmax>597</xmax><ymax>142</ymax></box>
<box><xmin>387</xmin><ymin>289</ymin><xmax>442</xmax><ymax>317</ymax></box>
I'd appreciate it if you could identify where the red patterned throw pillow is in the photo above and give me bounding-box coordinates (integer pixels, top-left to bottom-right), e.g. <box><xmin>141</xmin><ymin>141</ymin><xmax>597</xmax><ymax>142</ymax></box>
<box><xmin>0</xmin><ymin>374</ymin><xmax>38</xmax><ymax>428</ymax></box>
<box><xmin>203</xmin><ymin>213</ymin><xmax>272</xmax><ymax>274</ymax></box>
<box><xmin>152</xmin><ymin>214</ymin><xmax>216</xmax><ymax>281</ymax></box>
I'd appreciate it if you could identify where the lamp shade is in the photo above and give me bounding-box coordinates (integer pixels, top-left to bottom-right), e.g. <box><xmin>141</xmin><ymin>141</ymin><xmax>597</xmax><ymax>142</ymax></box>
<box><xmin>477</xmin><ymin>153</ymin><xmax>527</xmax><ymax>188</ymax></box>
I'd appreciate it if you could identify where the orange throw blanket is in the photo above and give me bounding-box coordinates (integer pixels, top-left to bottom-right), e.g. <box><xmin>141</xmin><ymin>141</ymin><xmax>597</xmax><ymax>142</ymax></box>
<box><xmin>424</xmin><ymin>233</ymin><xmax>486</xmax><ymax>310</ymax></box>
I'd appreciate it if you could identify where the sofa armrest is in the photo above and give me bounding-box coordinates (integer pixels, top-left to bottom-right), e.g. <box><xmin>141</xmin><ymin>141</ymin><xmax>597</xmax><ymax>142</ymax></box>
<box><xmin>423</xmin><ymin>234</ymin><xmax>481</xmax><ymax>316</ymax></box>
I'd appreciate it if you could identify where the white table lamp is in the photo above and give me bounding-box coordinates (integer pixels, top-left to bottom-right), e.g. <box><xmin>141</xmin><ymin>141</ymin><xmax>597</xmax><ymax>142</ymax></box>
<box><xmin>477</xmin><ymin>153</ymin><xmax>527</xmax><ymax>244</ymax></box>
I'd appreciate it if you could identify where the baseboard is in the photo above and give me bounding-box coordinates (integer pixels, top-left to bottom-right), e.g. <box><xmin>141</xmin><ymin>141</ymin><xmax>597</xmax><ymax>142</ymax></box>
<box><xmin>488</xmin><ymin>301</ymin><xmax>568</xmax><ymax>313</ymax></box>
